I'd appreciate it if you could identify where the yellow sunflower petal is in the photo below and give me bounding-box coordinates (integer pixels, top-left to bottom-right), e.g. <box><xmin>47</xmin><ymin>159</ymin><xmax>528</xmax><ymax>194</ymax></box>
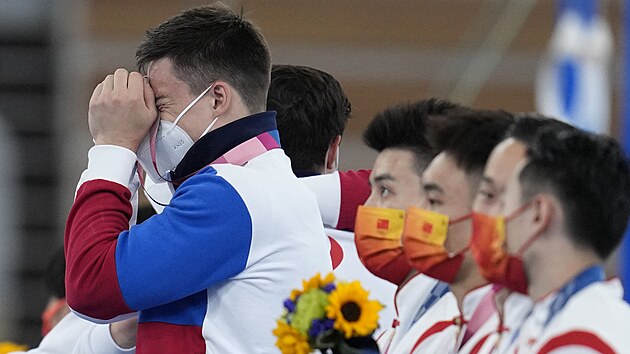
<box><xmin>322</xmin><ymin>272</ymin><xmax>336</xmax><ymax>285</ymax></box>
<box><xmin>290</xmin><ymin>289</ymin><xmax>302</xmax><ymax>301</ymax></box>
<box><xmin>325</xmin><ymin>281</ymin><xmax>383</xmax><ymax>339</ymax></box>
<box><xmin>272</xmin><ymin>320</ymin><xmax>311</xmax><ymax>354</ymax></box>
<box><xmin>0</xmin><ymin>342</ymin><xmax>29</xmax><ymax>353</ymax></box>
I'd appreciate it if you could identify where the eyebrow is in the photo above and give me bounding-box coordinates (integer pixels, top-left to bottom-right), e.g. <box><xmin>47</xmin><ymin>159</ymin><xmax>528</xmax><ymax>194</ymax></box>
<box><xmin>369</xmin><ymin>173</ymin><xmax>395</xmax><ymax>187</ymax></box>
<box><xmin>423</xmin><ymin>182</ymin><xmax>444</xmax><ymax>194</ymax></box>
<box><xmin>481</xmin><ymin>176</ymin><xmax>495</xmax><ymax>186</ymax></box>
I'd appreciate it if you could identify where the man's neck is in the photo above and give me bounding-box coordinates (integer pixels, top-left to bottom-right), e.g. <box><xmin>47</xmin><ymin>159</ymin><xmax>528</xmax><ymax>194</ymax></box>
<box><xmin>527</xmin><ymin>244</ymin><xmax>601</xmax><ymax>300</ymax></box>
<box><xmin>450</xmin><ymin>266</ymin><xmax>487</xmax><ymax>310</ymax></box>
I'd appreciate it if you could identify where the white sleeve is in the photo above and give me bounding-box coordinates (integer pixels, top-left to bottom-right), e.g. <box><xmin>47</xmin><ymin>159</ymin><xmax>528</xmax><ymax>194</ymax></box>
<box><xmin>8</xmin><ymin>312</ymin><xmax>136</xmax><ymax>354</ymax></box>
<box><xmin>12</xmin><ymin>312</ymin><xmax>96</xmax><ymax>353</ymax></box>
<box><xmin>78</xmin><ymin>145</ymin><xmax>138</xmax><ymax>188</ymax></box>
<box><xmin>299</xmin><ymin>171</ymin><xmax>341</xmax><ymax>228</ymax></box>
<box><xmin>70</xmin><ymin>324</ymin><xmax>135</xmax><ymax>354</ymax></box>
<box><xmin>75</xmin><ymin>145</ymin><xmax>140</xmax><ymax>227</ymax></box>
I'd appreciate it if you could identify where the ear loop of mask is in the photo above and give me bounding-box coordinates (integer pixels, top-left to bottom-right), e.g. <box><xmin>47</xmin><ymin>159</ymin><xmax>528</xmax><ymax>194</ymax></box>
<box><xmin>500</xmin><ymin>200</ymin><xmax>538</xmax><ymax>257</ymax></box>
<box><xmin>511</xmin><ymin>201</ymin><xmax>541</xmax><ymax>257</ymax></box>
<box><xmin>447</xmin><ymin>212</ymin><xmax>473</xmax><ymax>256</ymax></box>
<box><xmin>200</xmin><ymin>116</ymin><xmax>220</xmax><ymax>138</ymax></box>
<box><xmin>167</xmin><ymin>84</ymin><xmax>214</xmax><ymax>134</ymax></box>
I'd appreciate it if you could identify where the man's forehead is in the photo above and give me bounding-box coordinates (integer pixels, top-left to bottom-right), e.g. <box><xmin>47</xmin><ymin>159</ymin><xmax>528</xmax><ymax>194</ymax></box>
<box><xmin>423</xmin><ymin>152</ymin><xmax>473</xmax><ymax>196</ymax></box>
<box><xmin>484</xmin><ymin>139</ymin><xmax>527</xmax><ymax>186</ymax></box>
<box><xmin>423</xmin><ymin>152</ymin><xmax>453</xmax><ymax>181</ymax></box>
<box><xmin>505</xmin><ymin>157</ymin><xmax>528</xmax><ymax>194</ymax></box>
<box><xmin>373</xmin><ymin>149</ymin><xmax>414</xmax><ymax>173</ymax></box>
<box><xmin>146</xmin><ymin>58</ymin><xmax>189</xmax><ymax>98</ymax></box>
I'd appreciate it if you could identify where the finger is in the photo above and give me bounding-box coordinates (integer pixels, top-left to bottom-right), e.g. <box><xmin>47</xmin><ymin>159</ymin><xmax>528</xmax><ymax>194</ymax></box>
<box><xmin>90</xmin><ymin>82</ymin><xmax>104</xmax><ymax>103</ymax></box>
<box><xmin>113</xmin><ymin>68</ymin><xmax>129</xmax><ymax>91</ymax></box>
<box><xmin>127</xmin><ymin>72</ymin><xmax>144</xmax><ymax>99</ymax></box>
<box><xmin>142</xmin><ymin>77</ymin><xmax>157</xmax><ymax>113</ymax></box>
<box><xmin>102</xmin><ymin>74</ymin><xmax>114</xmax><ymax>93</ymax></box>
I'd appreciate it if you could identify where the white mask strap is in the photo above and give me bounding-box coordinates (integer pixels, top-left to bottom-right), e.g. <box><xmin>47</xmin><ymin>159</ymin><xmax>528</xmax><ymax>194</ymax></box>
<box><xmin>200</xmin><ymin>116</ymin><xmax>220</xmax><ymax>138</ymax></box>
<box><xmin>169</xmin><ymin>84</ymin><xmax>214</xmax><ymax>132</ymax></box>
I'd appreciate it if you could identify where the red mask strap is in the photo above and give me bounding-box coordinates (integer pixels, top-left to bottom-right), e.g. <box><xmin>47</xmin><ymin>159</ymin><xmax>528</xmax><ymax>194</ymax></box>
<box><xmin>449</xmin><ymin>212</ymin><xmax>473</xmax><ymax>225</ymax></box>
<box><xmin>448</xmin><ymin>213</ymin><xmax>472</xmax><ymax>255</ymax></box>
<box><xmin>504</xmin><ymin>200</ymin><xmax>533</xmax><ymax>223</ymax></box>
<box><xmin>516</xmin><ymin>229</ymin><xmax>542</xmax><ymax>256</ymax></box>
<box><xmin>511</xmin><ymin>200</ymin><xmax>542</xmax><ymax>255</ymax></box>
<box><xmin>447</xmin><ymin>243</ymin><xmax>470</xmax><ymax>259</ymax></box>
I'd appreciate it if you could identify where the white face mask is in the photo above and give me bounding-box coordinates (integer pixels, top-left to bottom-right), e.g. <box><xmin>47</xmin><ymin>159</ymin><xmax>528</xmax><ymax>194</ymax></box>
<box><xmin>137</xmin><ymin>84</ymin><xmax>218</xmax><ymax>183</ymax></box>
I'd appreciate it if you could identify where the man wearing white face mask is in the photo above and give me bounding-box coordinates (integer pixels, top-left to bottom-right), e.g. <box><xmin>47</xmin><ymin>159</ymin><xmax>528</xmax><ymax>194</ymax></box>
<box><xmin>63</xmin><ymin>5</ymin><xmax>331</xmax><ymax>354</ymax></box>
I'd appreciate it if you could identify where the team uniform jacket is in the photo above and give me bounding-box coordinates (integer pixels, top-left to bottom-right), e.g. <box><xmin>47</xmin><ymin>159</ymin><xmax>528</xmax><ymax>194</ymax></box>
<box><xmin>505</xmin><ymin>272</ymin><xmax>630</xmax><ymax>353</ymax></box>
<box><xmin>457</xmin><ymin>287</ymin><xmax>532</xmax><ymax>354</ymax></box>
<box><xmin>144</xmin><ymin>154</ymin><xmax>397</xmax><ymax>335</ymax></box>
<box><xmin>375</xmin><ymin>273</ymin><xmax>453</xmax><ymax>353</ymax></box>
<box><xmin>64</xmin><ymin>113</ymin><xmax>332</xmax><ymax>353</ymax></box>
<box><xmin>300</xmin><ymin>169</ymin><xmax>371</xmax><ymax>230</ymax></box>
<box><xmin>399</xmin><ymin>284</ymin><xmax>529</xmax><ymax>354</ymax></box>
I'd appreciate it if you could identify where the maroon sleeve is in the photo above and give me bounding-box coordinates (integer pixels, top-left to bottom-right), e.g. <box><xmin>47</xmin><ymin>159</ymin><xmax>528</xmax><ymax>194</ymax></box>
<box><xmin>337</xmin><ymin>169</ymin><xmax>371</xmax><ymax>231</ymax></box>
<box><xmin>64</xmin><ymin>179</ymin><xmax>134</xmax><ymax>320</ymax></box>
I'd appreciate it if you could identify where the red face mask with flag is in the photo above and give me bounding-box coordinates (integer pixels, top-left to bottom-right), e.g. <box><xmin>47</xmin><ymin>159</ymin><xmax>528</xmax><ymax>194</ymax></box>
<box><xmin>402</xmin><ymin>207</ymin><xmax>472</xmax><ymax>283</ymax></box>
<box><xmin>470</xmin><ymin>202</ymin><xmax>535</xmax><ymax>294</ymax></box>
<box><xmin>354</xmin><ymin>205</ymin><xmax>410</xmax><ymax>285</ymax></box>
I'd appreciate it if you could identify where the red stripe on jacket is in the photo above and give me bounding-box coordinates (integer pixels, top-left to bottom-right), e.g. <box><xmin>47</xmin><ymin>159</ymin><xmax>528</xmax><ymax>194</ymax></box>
<box><xmin>337</xmin><ymin>170</ymin><xmax>371</xmax><ymax>231</ymax></box>
<box><xmin>136</xmin><ymin>322</ymin><xmax>205</xmax><ymax>354</ymax></box>
<box><xmin>537</xmin><ymin>330</ymin><xmax>616</xmax><ymax>354</ymax></box>
<box><xmin>64</xmin><ymin>179</ymin><xmax>134</xmax><ymax>320</ymax></box>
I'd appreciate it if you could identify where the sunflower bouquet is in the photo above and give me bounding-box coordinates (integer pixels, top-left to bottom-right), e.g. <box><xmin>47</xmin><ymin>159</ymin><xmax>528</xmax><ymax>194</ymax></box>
<box><xmin>273</xmin><ymin>273</ymin><xmax>383</xmax><ymax>354</ymax></box>
<box><xmin>0</xmin><ymin>341</ymin><xmax>29</xmax><ymax>354</ymax></box>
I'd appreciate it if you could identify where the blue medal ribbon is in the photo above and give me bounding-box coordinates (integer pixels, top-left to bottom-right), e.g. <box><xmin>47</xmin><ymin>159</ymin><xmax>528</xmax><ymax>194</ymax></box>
<box><xmin>543</xmin><ymin>265</ymin><xmax>605</xmax><ymax>327</ymax></box>
<box><xmin>410</xmin><ymin>281</ymin><xmax>450</xmax><ymax>326</ymax></box>
<box><xmin>508</xmin><ymin>264</ymin><xmax>605</xmax><ymax>346</ymax></box>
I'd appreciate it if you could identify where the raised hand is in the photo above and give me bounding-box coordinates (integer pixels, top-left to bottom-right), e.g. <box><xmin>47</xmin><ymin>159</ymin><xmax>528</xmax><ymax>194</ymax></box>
<box><xmin>88</xmin><ymin>68</ymin><xmax>158</xmax><ymax>152</ymax></box>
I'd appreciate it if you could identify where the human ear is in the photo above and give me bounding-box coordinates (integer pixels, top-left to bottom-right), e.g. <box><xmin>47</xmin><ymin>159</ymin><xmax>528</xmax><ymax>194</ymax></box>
<box><xmin>326</xmin><ymin>135</ymin><xmax>342</xmax><ymax>171</ymax></box>
<box><xmin>531</xmin><ymin>194</ymin><xmax>555</xmax><ymax>237</ymax></box>
<box><xmin>210</xmin><ymin>81</ymin><xmax>231</xmax><ymax>117</ymax></box>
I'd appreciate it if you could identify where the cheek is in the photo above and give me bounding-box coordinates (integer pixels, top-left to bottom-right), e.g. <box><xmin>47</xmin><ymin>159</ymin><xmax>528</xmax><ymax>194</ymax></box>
<box><xmin>505</xmin><ymin>218</ymin><xmax>526</xmax><ymax>254</ymax></box>
<box><xmin>445</xmin><ymin>219</ymin><xmax>472</xmax><ymax>252</ymax></box>
<box><xmin>364</xmin><ymin>192</ymin><xmax>377</xmax><ymax>207</ymax></box>
<box><xmin>471</xmin><ymin>196</ymin><xmax>484</xmax><ymax>213</ymax></box>
<box><xmin>399</xmin><ymin>192</ymin><xmax>423</xmax><ymax>210</ymax></box>
<box><xmin>400</xmin><ymin>182</ymin><xmax>423</xmax><ymax>208</ymax></box>
<box><xmin>485</xmin><ymin>201</ymin><xmax>502</xmax><ymax>217</ymax></box>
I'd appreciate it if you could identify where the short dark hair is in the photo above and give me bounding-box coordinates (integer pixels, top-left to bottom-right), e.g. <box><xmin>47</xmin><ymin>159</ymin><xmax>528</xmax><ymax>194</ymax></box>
<box><xmin>268</xmin><ymin>65</ymin><xmax>351</xmax><ymax>172</ymax></box>
<box><xmin>429</xmin><ymin>110</ymin><xmax>514</xmax><ymax>179</ymax></box>
<box><xmin>136</xmin><ymin>5</ymin><xmax>271</xmax><ymax>113</ymax></box>
<box><xmin>506</xmin><ymin>113</ymin><xmax>575</xmax><ymax>146</ymax></box>
<box><xmin>519</xmin><ymin>129</ymin><xmax>630</xmax><ymax>259</ymax></box>
<box><xmin>363</xmin><ymin>99</ymin><xmax>468</xmax><ymax>174</ymax></box>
